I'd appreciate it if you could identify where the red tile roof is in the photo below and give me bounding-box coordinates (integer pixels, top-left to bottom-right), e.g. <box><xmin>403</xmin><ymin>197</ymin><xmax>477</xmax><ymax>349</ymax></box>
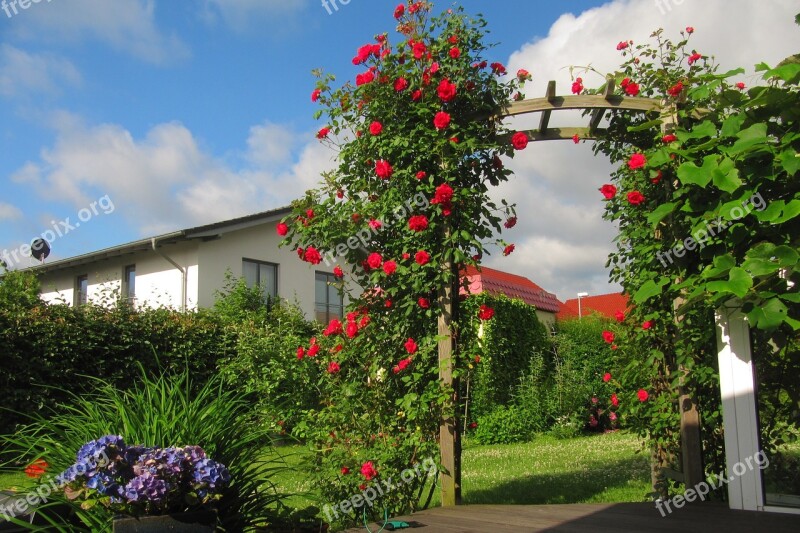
<box><xmin>557</xmin><ymin>292</ymin><xmax>629</xmax><ymax>320</ymax></box>
<box><xmin>462</xmin><ymin>265</ymin><xmax>561</xmax><ymax>313</ymax></box>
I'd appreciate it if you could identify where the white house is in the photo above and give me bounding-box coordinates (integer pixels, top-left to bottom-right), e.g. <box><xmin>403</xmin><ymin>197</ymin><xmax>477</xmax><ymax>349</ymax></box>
<box><xmin>30</xmin><ymin>207</ymin><xmax>346</xmax><ymax>323</ymax></box>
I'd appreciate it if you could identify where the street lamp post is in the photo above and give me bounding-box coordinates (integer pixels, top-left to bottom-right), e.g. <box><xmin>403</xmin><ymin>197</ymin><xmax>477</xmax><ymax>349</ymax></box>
<box><xmin>577</xmin><ymin>292</ymin><xmax>589</xmax><ymax>320</ymax></box>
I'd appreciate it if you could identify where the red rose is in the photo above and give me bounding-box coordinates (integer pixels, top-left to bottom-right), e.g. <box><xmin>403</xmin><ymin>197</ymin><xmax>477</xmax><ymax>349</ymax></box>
<box><xmin>449</xmin><ymin>47</ymin><xmax>461</xmax><ymax>59</ymax></box>
<box><xmin>511</xmin><ymin>131</ymin><xmax>529</xmax><ymax>150</ymax></box>
<box><xmin>603</xmin><ymin>372</ymin><xmax>612</xmax><ymax>383</ymax></box>
<box><xmin>323</xmin><ymin>319</ymin><xmax>343</xmax><ymax>337</ymax></box>
<box><xmin>361</xmin><ymin>461</ymin><xmax>377</xmax><ymax>480</ymax></box>
<box><xmin>667</xmin><ymin>81</ymin><xmax>684</xmax><ymax>98</ymax></box>
<box><xmin>474</xmin><ymin>355</ymin><xmax>481</xmax><ymax>363</ymax></box>
<box><xmin>397</xmin><ymin>357</ymin><xmax>412</xmax><ymax>371</ymax></box>
<box><xmin>735</xmin><ymin>82</ymin><xmax>745</xmax><ymax>91</ymax></box>
<box><xmin>304</xmin><ymin>246</ymin><xmax>322</xmax><ymax>265</ymax></box>
<box><xmin>369</xmin><ymin>121</ymin><xmax>383</xmax><ymax>135</ymax></box>
<box><xmin>418</xmin><ymin>297</ymin><xmax>430</xmax><ymax>309</ymax></box>
<box><xmin>614</xmin><ymin>309</ymin><xmax>625</xmax><ymax>322</ymax></box>
<box><xmin>431</xmin><ymin>183</ymin><xmax>453</xmax><ymax>205</ymax></box>
<box><xmin>394</xmin><ymin>77</ymin><xmax>409</xmax><ymax>91</ymax></box>
<box><xmin>637</xmin><ymin>389</ymin><xmax>649</xmax><ymax>402</ymax></box>
<box><xmin>504</xmin><ymin>217</ymin><xmax>517</xmax><ymax>229</ymax></box>
<box><xmin>516</xmin><ymin>69</ymin><xmax>531</xmax><ymax>81</ymax></box>
<box><xmin>375</xmin><ymin>160</ymin><xmax>393</xmax><ymax>179</ymax></box>
<box><xmin>433</xmin><ymin>111</ymin><xmax>451</xmax><ymax>130</ymax></box>
<box><xmin>404</xmin><ymin>337</ymin><xmax>418</xmax><ymax>354</ymax></box>
<box><xmin>503</xmin><ymin>244</ymin><xmax>515</xmax><ymax>256</ymax></box>
<box><xmin>393</xmin><ymin>4</ymin><xmax>404</xmax><ymax>19</ymax></box>
<box><xmin>415</xmin><ymin>171</ymin><xmax>427</xmax><ymax>180</ymax></box>
<box><xmin>611</xmin><ymin>393</ymin><xmax>619</xmax><ymax>406</ymax></box>
<box><xmin>642</xmin><ymin>320</ymin><xmax>654</xmax><ymax>330</ymax></box>
<box><xmin>316</xmin><ymin>127</ymin><xmax>330</xmax><ymax>139</ymax></box>
<box><xmin>573</xmin><ymin>133</ymin><xmax>580</xmax><ymax>144</ymax></box>
<box><xmin>369</xmin><ymin>219</ymin><xmax>382</xmax><ymax>230</ymax></box>
<box><xmin>478</xmin><ymin>304</ymin><xmax>494</xmax><ymax>321</ymax></box>
<box><xmin>602</xmin><ymin>330</ymin><xmax>615</xmax><ymax>344</ymax></box>
<box><xmin>490</xmin><ymin>62</ymin><xmax>506</xmax><ymax>75</ymax></box>
<box><xmin>627</xmin><ymin>191</ymin><xmax>645</xmax><ymax>205</ymax></box>
<box><xmin>412</xmin><ymin>41</ymin><xmax>427</xmax><ymax>60</ymax></box>
<box><xmin>402</xmin><ymin>252</ymin><xmax>410</xmax><ymax>260</ymax></box>
<box><xmin>686</xmin><ymin>26</ymin><xmax>694</xmax><ymax>34</ymax></box>
<box><xmin>571</xmin><ymin>77</ymin><xmax>583</xmax><ymax>94</ymax></box>
<box><xmin>327</xmin><ymin>361</ymin><xmax>340</xmax><ymax>374</ymax></box>
<box><xmin>408</xmin><ymin>215</ymin><xmax>428</xmax><ymax>232</ymax></box>
<box><xmin>662</xmin><ymin>134</ymin><xmax>676</xmax><ymax>143</ymax></box>
<box><xmin>437</xmin><ymin>79</ymin><xmax>457</xmax><ymax>102</ymax></box>
<box><xmin>355</xmin><ymin>71</ymin><xmax>375</xmax><ymax>86</ymax></box>
<box><xmin>276</xmin><ymin>222</ymin><xmax>289</xmax><ymax>236</ymax></box>
<box><xmin>341</xmin><ymin>466</ymin><xmax>350</xmax><ymax>475</ymax></box>
<box><xmin>688</xmin><ymin>52</ymin><xmax>702</xmax><ymax>65</ymax></box>
<box><xmin>468</xmin><ymin>422</ymin><xmax>478</xmax><ymax>429</ymax></box>
<box><xmin>346</xmin><ymin>321</ymin><xmax>358</xmax><ymax>339</ymax></box>
<box><xmin>333</xmin><ymin>266</ymin><xmax>344</xmax><ymax>278</ymax></box>
<box><xmin>296</xmin><ymin>347</ymin><xmax>305</xmax><ymax>360</ymax></box>
<box><xmin>308</xmin><ymin>344</ymin><xmax>320</xmax><ymax>357</ymax></box>
<box><xmin>624</xmin><ymin>82</ymin><xmax>640</xmax><ymax>96</ymax></box>
<box><xmin>616</xmin><ymin>41</ymin><xmax>629</xmax><ymax>50</ymax></box>
<box><xmin>628</xmin><ymin>153</ymin><xmax>647</xmax><ymax>170</ymax></box>
<box><xmin>600</xmin><ymin>183</ymin><xmax>617</xmax><ymax>200</ymax></box>
<box><xmin>383</xmin><ymin>260</ymin><xmax>397</xmax><ymax>275</ymax></box>
<box><xmin>367</xmin><ymin>252</ymin><xmax>383</xmax><ymax>269</ymax></box>
<box><xmin>415</xmin><ymin>250</ymin><xmax>430</xmax><ymax>265</ymax></box>
<box><xmin>311</xmin><ymin>88</ymin><xmax>321</xmax><ymax>102</ymax></box>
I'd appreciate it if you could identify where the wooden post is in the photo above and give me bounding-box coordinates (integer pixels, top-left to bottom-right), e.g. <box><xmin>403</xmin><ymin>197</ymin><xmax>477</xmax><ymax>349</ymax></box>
<box><xmin>437</xmin><ymin>256</ymin><xmax>460</xmax><ymax>506</ymax></box>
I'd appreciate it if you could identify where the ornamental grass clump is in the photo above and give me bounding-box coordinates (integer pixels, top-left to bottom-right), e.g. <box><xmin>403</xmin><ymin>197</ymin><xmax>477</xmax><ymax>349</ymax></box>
<box><xmin>57</xmin><ymin>435</ymin><xmax>230</xmax><ymax>516</ymax></box>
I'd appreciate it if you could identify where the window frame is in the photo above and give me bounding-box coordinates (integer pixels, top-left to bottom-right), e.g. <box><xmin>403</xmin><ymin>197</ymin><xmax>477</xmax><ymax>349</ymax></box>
<box><xmin>75</xmin><ymin>274</ymin><xmax>88</xmax><ymax>307</ymax></box>
<box><xmin>315</xmin><ymin>271</ymin><xmax>344</xmax><ymax>323</ymax></box>
<box><xmin>242</xmin><ymin>258</ymin><xmax>279</xmax><ymax>302</ymax></box>
<box><xmin>123</xmin><ymin>264</ymin><xmax>136</xmax><ymax>303</ymax></box>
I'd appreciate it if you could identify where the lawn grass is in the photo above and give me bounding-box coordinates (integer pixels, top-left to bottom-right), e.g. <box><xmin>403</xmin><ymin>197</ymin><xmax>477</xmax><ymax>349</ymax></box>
<box><xmin>266</xmin><ymin>430</ymin><xmax>651</xmax><ymax>512</ymax></box>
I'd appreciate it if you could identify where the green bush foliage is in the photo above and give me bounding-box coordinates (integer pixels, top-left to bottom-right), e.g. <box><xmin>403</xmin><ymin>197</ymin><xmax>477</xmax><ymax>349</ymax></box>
<box><xmin>472</xmin><ymin>406</ymin><xmax>533</xmax><ymax>445</ymax></box>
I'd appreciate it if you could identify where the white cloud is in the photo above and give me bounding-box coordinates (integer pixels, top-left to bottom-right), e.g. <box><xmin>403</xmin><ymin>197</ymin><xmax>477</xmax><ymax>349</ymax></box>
<box><xmin>0</xmin><ymin>45</ymin><xmax>82</xmax><ymax>98</ymax></box>
<box><xmin>0</xmin><ymin>202</ymin><xmax>23</xmax><ymax>221</ymax></box>
<box><xmin>491</xmin><ymin>0</ymin><xmax>799</xmax><ymax>300</ymax></box>
<box><xmin>201</xmin><ymin>0</ymin><xmax>309</xmax><ymax>33</ymax></box>
<box><xmin>11</xmin><ymin>114</ymin><xmax>334</xmax><ymax>236</ymax></box>
<box><xmin>7</xmin><ymin>0</ymin><xmax>189</xmax><ymax>65</ymax></box>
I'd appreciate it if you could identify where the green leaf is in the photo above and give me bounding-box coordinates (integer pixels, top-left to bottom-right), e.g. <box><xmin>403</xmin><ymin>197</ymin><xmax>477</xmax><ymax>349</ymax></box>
<box><xmin>646</xmin><ymin>147</ymin><xmax>671</xmax><ymax>167</ymax></box>
<box><xmin>702</xmin><ymin>254</ymin><xmax>736</xmax><ymax>279</ymax></box>
<box><xmin>727</xmin><ymin>123</ymin><xmax>768</xmax><ymax>155</ymax></box>
<box><xmin>720</xmin><ymin>114</ymin><xmax>746</xmax><ymax>138</ymax></box>
<box><xmin>627</xmin><ymin>118</ymin><xmax>663</xmax><ymax>132</ymax></box>
<box><xmin>773</xmin><ymin>200</ymin><xmax>800</xmax><ymax>224</ymax></box>
<box><xmin>711</xmin><ymin>157</ymin><xmax>742</xmax><ymax>192</ymax></box>
<box><xmin>747</xmin><ymin>298</ymin><xmax>789</xmax><ymax>330</ymax></box>
<box><xmin>677</xmin><ymin>156</ymin><xmax>717</xmax><ymax>187</ymax></box>
<box><xmin>741</xmin><ymin>257</ymin><xmax>778</xmax><ymax>277</ymax></box>
<box><xmin>633</xmin><ymin>278</ymin><xmax>668</xmax><ymax>304</ymax></box>
<box><xmin>778</xmin><ymin>147</ymin><xmax>800</xmax><ymax>176</ymax></box>
<box><xmin>683</xmin><ymin>120</ymin><xmax>717</xmax><ymax>140</ymax></box>
<box><xmin>763</xmin><ymin>63</ymin><xmax>800</xmax><ymax>83</ymax></box>
<box><xmin>773</xmin><ymin>245</ymin><xmax>799</xmax><ymax>266</ymax></box>
<box><xmin>647</xmin><ymin>202</ymin><xmax>677</xmax><ymax>226</ymax></box>
<box><xmin>706</xmin><ymin>267</ymin><xmax>753</xmax><ymax>298</ymax></box>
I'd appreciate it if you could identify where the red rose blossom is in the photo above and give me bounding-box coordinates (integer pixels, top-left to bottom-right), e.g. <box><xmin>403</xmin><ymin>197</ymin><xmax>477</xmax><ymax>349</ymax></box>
<box><xmin>341</xmin><ymin>466</ymin><xmax>350</xmax><ymax>475</ymax></box>
<box><xmin>573</xmin><ymin>133</ymin><xmax>580</xmax><ymax>144</ymax></box>
<box><xmin>276</xmin><ymin>222</ymin><xmax>289</xmax><ymax>236</ymax></box>
<box><xmin>416</xmin><ymin>171</ymin><xmax>427</xmax><ymax>180</ymax></box>
<box><xmin>614</xmin><ymin>309</ymin><xmax>625</xmax><ymax>322</ymax></box>
<box><xmin>393</xmin><ymin>4</ymin><xmax>404</xmax><ymax>19</ymax></box>
<box><xmin>735</xmin><ymin>82</ymin><xmax>745</xmax><ymax>90</ymax></box>
<box><xmin>311</xmin><ymin>88</ymin><xmax>321</xmax><ymax>102</ymax></box>
<box><xmin>503</xmin><ymin>244</ymin><xmax>515</xmax><ymax>256</ymax></box>
<box><xmin>296</xmin><ymin>346</ymin><xmax>305</xmax><ymax>360</ymax></box>
<box><xmin>517</xmin><ymin>69</ymin><xmax>531</xmax><ymax>81</ymax></box>
<box><xmin>323</xmin><ymin>319</ymin><xmax>343</xmax><ymax>336</ymax></box>
<box><xmin>432</xmin><ymin>183</ymin><xmax>453</xmax><ymax>205</ymax></box>
<box><xmin>600</xmin><ymin>183</ymin><xmax>617</xmax><ymax>200</ymax></box>
<box><xmin>686</xmin><ymin>26</ymin><xmax>694</xmax><ymax>34</ymax></box>
<box><xmin>637</xmin><ymin>389</ymin><xmax>649</xmax><ymax>402</ymax></box>
<box><xmin>624</xmin><ymin>82</ymin><xmax>640</xmax><ymax>96</ymax></box>
<box><xmin>394</xmin><ymin>77</ymin><xmax>409</xmax><ymax>91</ymax></box>
<box><xmin>369</xmin><ymin>121</ymin><xmax>383</xmax><ymax>135</ymax></box>
<box><xmin>327</xmin><ymin>361</ymin><xmax>340</xmax><ymax>374</ymax></box>
<box><xmin>361</xmin><ymin>461</ymin><xmax>378</xmax><ymax>480</ymax></box>
<box><xmin>375</xmin><ymin>160</ymin><xmax>393</xmax><ymax>179</ymax></box>
<box><xmin>404</xmin><ymin>338</ymin><xmax>418</xmax><ymax>354</ymax></box>
<box><xmin>571</xmin><ymin>77</ymin><xmax>584</xmax><ymax>94</ymax></box>
<box><xmin>316</xmin><ymin>127</ymin><xmax>330</xmax><ymax>139</ymax></box>
<box><xmin>511</xmin><ymin>131</ymin><xmax>529</xmax><ymax>150</ymax></box>
<box><xmin>478</xmin><ymin>304</ymin><xmax>495</xmax><ymax>321</ymax></box>
<box><xmin>383</xmin><ymin>260</ymin><xmax>397</xmax><ymax>275</ymax></box>
<box><xmin>307</xmin><ymin>344</ymin><xmax>320</xmax><ymax>357</ymax></box>
<box><xmin>437</xmin><ymin>79</ymin><xmax>457</xmax><ymax>102</ymax></box>
<box><xmin>688</xmin><ymin>52</ymin><xmax>702</xmax><ymax>65</ymax></box>
<box><xmin>411</xmin><ymin>89</ymin><xmax>422</xmax><ymax>101</ymax></box>
<box><xmin>603</xmin><ymin>372</ymin><xmax>612</xmax><ymax>383</ymax></box>
<box><xmin>627</xmin><ymin>191</ymin><xmax>645</xmax><ymax>205</ymax></box>
<box><xmin>367</xmin><ymin>253</ymin><xmax>383</xmax><ymax>269</ymax></box>
<box><xmin>304</xmin><ymin>246</ymin><xmax>322</xmax><ymax>265</ymax></box>
<box><xmin>628</xmin><ymin>153</ymin><xmax>647</xmax><ymax>170</ymax></box>
<box><xmin>490</xmin><ymin>62</ymin><xmax>506</xmax><ymax>75</ymax></box>
<box><xmin>667</xmin><ymin>81</ymin><xmax>684</xmax><ymax>98</ymax></box>
<box><xmin>449</xmin><ymin>47</ymin><xmax>461</xmax><ymax>59</ymax></box>
<box><xmin>616</xmin><ymin>41</ymin><xmax>629</xmax><ymax>50</ymax></box>
<box><xmin>418</xmin><ymin>297</ymin><xmax>430</xmax><ymax>309</ymax></box>
<box><xmin>504</xmin><ymin>216</ymin><xmax>517</xmax><ymax>229</ymax></box>
<box><xmin>433</xmin><ymin>111</ymin><xmax>451</xmax><ymax>130</ymax></box>
<box><xmin>333</xmin><ymin>266</ymin><xmax>344</xmax><ymax>278</ymax></box>
<box><xmin>602</xmin><ymin>330</ymin><xmax>615</xmax><ymax>344</ymax></box>
<box><xmin>662</xmin><ymin>134</ymin><xmax>676</xmax><ymax>143</ymax></box>
<box><xmin>408</xmin><ymin>215</ymin><xmax>429</xmax><ymax>232</ymax></box>
<box><xmin>415</xmin><ymin>250</ymin><xmax>430</xmax><ymax>265</ymax></box>
<box><xmin>642</xmin><ymin>320</ymin><xmax>654</xmax><ymax>330</ymax></box>
<box><xmin>611</xmin><ymin>393</ymin><xmax>619</xmax><ymax>406</ymax></box>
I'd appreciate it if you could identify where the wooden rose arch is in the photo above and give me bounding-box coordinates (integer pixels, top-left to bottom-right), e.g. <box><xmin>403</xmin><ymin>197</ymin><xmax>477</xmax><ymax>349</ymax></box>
<box><xmin>439</xmin><ymin>78</ymin><xmax>757</xmax><ymax>511</ymax></box>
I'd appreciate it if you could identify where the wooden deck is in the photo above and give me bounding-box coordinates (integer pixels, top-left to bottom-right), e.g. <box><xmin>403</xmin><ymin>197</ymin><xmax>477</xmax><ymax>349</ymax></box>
<box><xmin>344</xmin><ymin>502</ymin><xmax>799</xmax><ymax>532</ymax></box>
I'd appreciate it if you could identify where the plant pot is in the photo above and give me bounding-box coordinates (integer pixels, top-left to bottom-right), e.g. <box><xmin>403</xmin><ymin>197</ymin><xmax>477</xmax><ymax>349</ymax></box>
<box><xmin>112</xmin><ymin>510</ymin><xmax>217</xmax><ymax>532</ymax></box>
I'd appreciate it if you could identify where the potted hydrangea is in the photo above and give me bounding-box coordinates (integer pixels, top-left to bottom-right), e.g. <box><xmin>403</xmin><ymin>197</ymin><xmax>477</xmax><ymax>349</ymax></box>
<box><xmin>56</xmin><ymin>435</ymin><xmax>230</xmax><ymax>532</ymax></box>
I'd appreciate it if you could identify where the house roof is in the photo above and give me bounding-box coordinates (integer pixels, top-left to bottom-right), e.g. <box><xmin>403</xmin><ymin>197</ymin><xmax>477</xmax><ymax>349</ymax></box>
<box><xmin>557</xmin><ymin>292</ymin><xmax>630</xmax><ymax>320</ymax></box>
<box><xmin>23</xmin><ymin>206</ymin><xmax>291</xmax><ymax>274</ymax></box>
<box><xmin>463</xmin><ymin>265</ymin><xmax>561</xmax><ymax>313</ymax></box>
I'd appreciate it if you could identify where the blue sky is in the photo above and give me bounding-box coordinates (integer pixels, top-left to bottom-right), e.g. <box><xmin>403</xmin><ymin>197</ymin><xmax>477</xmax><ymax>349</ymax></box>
<box><xmin>1</xmin><ymin>0</ymin><xmax>797</xmax><ymax>298</ymax></box>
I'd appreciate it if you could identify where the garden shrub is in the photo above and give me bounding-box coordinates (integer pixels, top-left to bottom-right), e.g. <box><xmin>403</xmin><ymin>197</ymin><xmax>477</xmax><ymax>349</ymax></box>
<box><xmin>471</xmin><ymin>405</ymin><xmax>534</xmax><ymax>445</ymax></box>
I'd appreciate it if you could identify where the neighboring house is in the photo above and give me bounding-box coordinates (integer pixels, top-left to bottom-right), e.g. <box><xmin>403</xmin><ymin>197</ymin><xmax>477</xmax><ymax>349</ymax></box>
<box><xmin>30</xmin><ymin>207</ymin><xmax>346</xmax><ymax>322</ymax></box>
<box><xmin>557</xmin><ymin>292</ymin><xmax>629</xmax><ymax>321</ymax></box>
<box><xmin>462</xmin><ymin>265</ymin><xmax>561</xmax><ymax>327</ymax></box>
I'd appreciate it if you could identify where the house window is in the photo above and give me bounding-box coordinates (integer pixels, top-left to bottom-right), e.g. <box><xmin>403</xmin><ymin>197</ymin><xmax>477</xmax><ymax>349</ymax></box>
<box><xmin>242</xmin><ymin>259</ymin><xmax>278</xmax><ymax>302</ymax></box>
<box><xmin>315</xmin><ymin>271</ymin><xmax>343</xmax><ymax>323</ymax></box>
<box><xmin>123</xmin><ymin>265</ymin><xmax>136</xmax><ymax>302</ymax></box>
<box><xmin>75</xmin><ymin>274</ymin><xmax>88</xmax><ymax>306</ymax></box>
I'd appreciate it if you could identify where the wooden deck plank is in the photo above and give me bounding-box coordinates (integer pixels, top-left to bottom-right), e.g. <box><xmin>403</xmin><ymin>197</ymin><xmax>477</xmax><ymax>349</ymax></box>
<box><xmin>343</xmin><ymin>503</ymin><xmax>800</xmax><ymax>532</ymax></box>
